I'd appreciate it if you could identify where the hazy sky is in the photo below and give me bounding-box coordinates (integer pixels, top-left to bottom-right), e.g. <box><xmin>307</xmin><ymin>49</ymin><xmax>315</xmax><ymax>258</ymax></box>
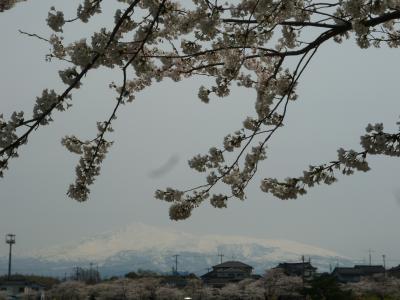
<box><xmin>1</xmin><ymin>1</ymin><xmax>400</xmax><ymax>267</ymax></box>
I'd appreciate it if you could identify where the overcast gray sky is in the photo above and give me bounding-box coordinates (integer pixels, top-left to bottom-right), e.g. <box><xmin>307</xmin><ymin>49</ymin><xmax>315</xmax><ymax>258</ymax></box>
<box><xmin>1</xmin><ymin>1</ymin><xmax>400</xmax><ymax>267</ymax></box>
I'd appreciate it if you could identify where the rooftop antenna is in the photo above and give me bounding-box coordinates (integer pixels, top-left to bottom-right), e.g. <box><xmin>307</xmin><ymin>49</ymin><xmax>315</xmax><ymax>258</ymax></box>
<box><xmin>6</xmin><ymin>234</ymin><xmax>16</xmax><ymax>280</ymax></box>
<box><xmin>217</xmin><ymin>253</ymin><xmax>224</xmax><ymax>264</ymax></box>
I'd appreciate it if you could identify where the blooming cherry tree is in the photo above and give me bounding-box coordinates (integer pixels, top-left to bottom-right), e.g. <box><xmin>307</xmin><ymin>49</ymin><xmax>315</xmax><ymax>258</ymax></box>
<box><xmin>1</xmin><ymin>0</ymin><xmax>400</xmax><ymax>219</ymax></box>
<box><xmin>263</xmin><ymin>268</ymin><xmax>303</xmax><ymax>297</ymax></box>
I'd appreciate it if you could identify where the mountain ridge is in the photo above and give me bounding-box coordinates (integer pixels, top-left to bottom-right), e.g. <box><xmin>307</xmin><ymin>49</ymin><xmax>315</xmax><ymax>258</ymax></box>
<box><xmin>33</xmin><ymin>222</ymin><xmax>342</xmax><ymax>262</ymax></box>
<box><xmin>0</xmin><ymin>222</ymin><xmax>352</xmax><ymax>276</ymax></box>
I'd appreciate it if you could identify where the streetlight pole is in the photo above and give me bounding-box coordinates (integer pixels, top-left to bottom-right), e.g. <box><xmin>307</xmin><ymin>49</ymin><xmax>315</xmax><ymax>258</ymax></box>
<box><xmin>6</xmin><ymin>234</ymin><xmax>15</xmax><ymax>280</ymax></box>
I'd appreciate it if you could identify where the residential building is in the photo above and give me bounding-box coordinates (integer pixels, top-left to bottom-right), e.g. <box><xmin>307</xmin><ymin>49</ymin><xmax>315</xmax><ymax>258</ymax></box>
<box><xmin>201</xmin><ymin>261</ymin><xmax>253</xmax><ymax>287</ymax></box>
<box><xmin>332</xmin><ymin>267</ymin><xmax>362</xmax><ymax>283</ymax></box>
<box><xmin>388</xmin><ymin>265</ymin><xmax>400</xmax><ymax>278</ymax></box>
<box><xmin>353</xmin><ymin>265</ymin><xmax>385</xmax><ymax>276</ymax></box>
<box><xmin>332</xmin><ymin>265</ymin><xmax>385</xmax><ymax>283</ymax></box>
<box><xmin>0</xmin><ymin>280</ymin><xmax>45</xmax><ymax>299</ymax></box>
<box><xmin>275</xmin><ymin>262</ymin><xmax>317</xmax><ymax>279</ymax></box>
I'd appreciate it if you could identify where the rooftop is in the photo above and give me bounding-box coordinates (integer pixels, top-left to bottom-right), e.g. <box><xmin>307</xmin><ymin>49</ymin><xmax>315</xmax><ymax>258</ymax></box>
<box><xmin>333</xmin><ymin>267</ymin><xmax>363</xmax><ymax>276</ymax></box>
<box><xmin>213</xmin><ymin>261</ymin><xmax>253</xmax><ymax>269</ymax></box>
<box><xmin>277</xmin><ymin>262</ymin><xmax>317</xmax><ymax>270</ymax></box>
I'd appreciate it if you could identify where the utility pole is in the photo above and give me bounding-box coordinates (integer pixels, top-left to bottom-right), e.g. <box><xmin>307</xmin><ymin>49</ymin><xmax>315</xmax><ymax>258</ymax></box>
<box><xmin>368</xmin><ymin>249</ymin><xmax>373</xmax><ymax>265</ymax></box>
<box><xmin>89</xmin><ymin>262</ymin><xmax>93</xmax><ymax>282</ymax></box>
<box><xmin>217</xmin><ymin>253</ymin><xmax>224</xmax><ymax>264</ymax></box>
<box><xmin>383</xmin><ymin>254</ymin><xmax>386</xmax><ymax>276</ymax></box>
<box><xmin>172</xmin><ymin>255</ymin><xmax>179</xmax><ymax>275</ymax></box>
<box><xmin>300</xmin><ymin>255</ymin><xmax>306</xmax><ymax>292</ymax></box>
<box><xmin>6</xmin><ymin>234</ymin><xmax>15</xmax><ymax>280</ymax></box>
<box><xmin>75</xmin><ymin>266</ymin><xmax>80</xmax><ymax>281</ymax></box>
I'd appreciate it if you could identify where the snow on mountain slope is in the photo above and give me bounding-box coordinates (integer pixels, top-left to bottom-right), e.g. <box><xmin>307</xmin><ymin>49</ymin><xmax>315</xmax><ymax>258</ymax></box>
<box><xmin>0</xmin><ymin>223</ymin><xmax>353</xmax><ymax>276</ymax></box>
<box><xmin>35</xmin><ymin>222</ymin><xmax>342</xmax><ymax>263</ymax></box>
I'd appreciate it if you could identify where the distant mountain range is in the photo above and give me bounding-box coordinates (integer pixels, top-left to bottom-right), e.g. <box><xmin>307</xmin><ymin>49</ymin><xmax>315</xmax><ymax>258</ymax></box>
<box><xmin>0</xmin><ymin>223</ymin><xmax>353</xmax><ymax>277</ymax></box>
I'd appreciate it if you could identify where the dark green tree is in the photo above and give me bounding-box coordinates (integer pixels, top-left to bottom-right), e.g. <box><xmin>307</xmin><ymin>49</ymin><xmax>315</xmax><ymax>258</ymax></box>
<box><xmin>303</xmin><ymin>274</ymin><xmax>354</xmax><ymax>300</ymax></box>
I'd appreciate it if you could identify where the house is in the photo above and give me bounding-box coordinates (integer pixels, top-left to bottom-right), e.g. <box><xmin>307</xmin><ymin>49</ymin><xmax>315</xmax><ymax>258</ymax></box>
<box><xmin>201</xmin><ymin>261</ymin><xmax>253</xmax><ymax>287</ymax></box>
<box><xmin>353</xmin><ymin>265</ymin><xmax>385</xmax><ymax>276</ymax></box>
<box><xmin>388</xmin><ymin>265</ymin><xmax>400</xmax><ymax>278</ymax></box>
<box><xmin>0</xmin><ymin>280</ymin><xmax>45</xmax><ymax>299</ymax></box>
<box><xmin>332</xmin><ymin>267</ymin><xmax>362</xmax><ymax>283</ymax></box>
<box><xmin>275</xmin><ymin>262</ymin><xmax>317</xmax><ymax>279</ymax></box>
<box><xmin>332</xmin><ymin>265</ymin><xmax>385</xmax><ymax>283</ymax></box>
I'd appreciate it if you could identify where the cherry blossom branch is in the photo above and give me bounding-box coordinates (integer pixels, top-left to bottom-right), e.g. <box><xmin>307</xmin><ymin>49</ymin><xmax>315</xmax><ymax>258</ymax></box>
<box><xmin>67</xmin><ymin>0</ymin><xmax>167</xmax><ymax>201</ymax></box>
<box><xmin>2</xmin><ymin>1</ymin><xmax>400</xmax><ymax>220</ymax></box>
<box><xmin>156</xmin><ymin>7</ymin><xmax>400</xmax><ymax>220</ymax></box>
<box><xmin>0</xmin><ymin>1</ymin><xmax>141</xmax><ymax>165</ymax></box>
<box><xmin>261</xmin><ymin>127</ymin><xmax>400</xmax><ymax>199</ymax></box>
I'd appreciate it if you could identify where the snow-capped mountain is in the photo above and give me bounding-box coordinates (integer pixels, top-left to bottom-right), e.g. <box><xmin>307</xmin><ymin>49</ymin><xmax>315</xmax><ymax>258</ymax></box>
<box><xmin>0</xmin><ymin>223</ymin><xmax>353</xmax><ymax>276</ymax></box>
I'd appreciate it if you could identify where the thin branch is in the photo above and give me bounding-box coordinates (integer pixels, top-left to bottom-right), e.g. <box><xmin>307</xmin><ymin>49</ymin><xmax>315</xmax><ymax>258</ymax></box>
<box><xmin>223</xmin><ymin>18</ymin><xmax>340</xmax><ymax>29</ymax></box>
<box><xmin>0</xmin><ymin>0</ymin><xmax>142</xmax><ymax>158</ymax></box>
<box><xmin>82</xmin><ymin>0</ymin><xmax>167</xmax><ymax>179</ymax></box>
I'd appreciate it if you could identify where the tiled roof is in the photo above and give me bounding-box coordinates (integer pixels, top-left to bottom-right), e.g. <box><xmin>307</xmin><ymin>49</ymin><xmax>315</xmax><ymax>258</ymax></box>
<box><xmin>333</xmin><ymin>265</ymin><xmax>385</xmax><ymax>276</ymax></box>
<box><xmin>213</xmin><ymin>261</ymin><xmax>253</xmax><ymax>269</ymax></box>
<box><xmin>277</xmin><ymin>262</ymin><xmax>317</xmax><ymax>270</ymax></box>
<box><xmin>354</xmin><ymin>265</ymin><xmax>385</xmax><ymax>275</ymax></box>
<box><xmin>201</xmin><ymin>270</ymin><xmax>217</xmax><ymax>279</ymax></box>
<box><xmin>333</xmin><ymin>267</ymin><xmax>363</xmax><ymax>276</ymax></box>
<box><xmin>389</xmin><ymin>265</ymin><xmax>400</xmax><ymax>272</ymax></box>
<box><xmin>0</xmin><ymin>280</ymin><xmax>44</xmax><ymax>288</ymax></box>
